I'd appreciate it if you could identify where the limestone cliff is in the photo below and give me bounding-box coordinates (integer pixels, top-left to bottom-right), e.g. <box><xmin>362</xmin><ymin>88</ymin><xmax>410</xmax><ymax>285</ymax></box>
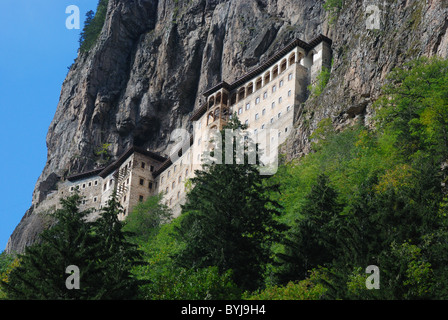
<box><xmin>6</xmin><ymin>0</ymin><xmax>448</xmax><ymax>253</ymax></box>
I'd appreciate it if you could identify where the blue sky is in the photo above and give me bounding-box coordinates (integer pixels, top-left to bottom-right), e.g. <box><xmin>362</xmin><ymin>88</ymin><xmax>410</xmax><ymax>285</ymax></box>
<box><xmin>0</xmin><ymin>0</ymin><xmax>98</xmax><ymax>251</ymax></box>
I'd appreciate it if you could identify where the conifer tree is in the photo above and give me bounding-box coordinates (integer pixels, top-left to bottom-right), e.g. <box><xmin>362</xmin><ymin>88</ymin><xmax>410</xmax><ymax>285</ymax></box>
<box><xmin>275</xmin><ymin>174</ymin><xmax>342</xmax><ymax>284</ymax></box>
<box><xmin>1</xmin><ymin>193</ymin><xmax>100</xmax><ymax>299</ymax></box>
<box><xmin>175</xmin><ymin>115</ymin><xmax>287</xmax><ymax>291</ymax></box>
<box><xmin>1</xmin><ymin>192</ymin><xmax>144</xmax><ymax>299</ymax></box>
<box><xmin>91</xmin><ymin>193</ymin><xmax>144</xmax><ymax>299</ymax></box>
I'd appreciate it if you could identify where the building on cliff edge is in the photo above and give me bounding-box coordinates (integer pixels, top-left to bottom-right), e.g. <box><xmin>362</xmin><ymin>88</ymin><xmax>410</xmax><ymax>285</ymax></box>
<box><xmin>31</xmin><ymin>35</ymin><xmax>332</xmax><ymax>221</ymax></box>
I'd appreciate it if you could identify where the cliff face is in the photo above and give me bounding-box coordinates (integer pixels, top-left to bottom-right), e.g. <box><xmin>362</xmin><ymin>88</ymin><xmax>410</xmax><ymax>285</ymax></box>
<box><xmin>6</xmin><ymin>0</ymin><xmax>448</xmax><ymax>253</ymax></box>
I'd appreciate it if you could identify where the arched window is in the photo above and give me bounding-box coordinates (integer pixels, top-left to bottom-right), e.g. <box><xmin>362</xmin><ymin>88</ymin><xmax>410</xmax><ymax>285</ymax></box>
<box><xmin>208</xmin><ymin>96</ymin><xmax>215</xmax><ymax>108</ymax></box>
<box><xmin>255</xmin><ymin>77</ymin><xmax>262</xmax><ymax>90</ymax></box>
<box><xmin>230</xmin><ymin>93</ymin><xmax>237</xmax><ymax>106</ymax></box>
<box><xmin>264</xmin><ymin>71</ymin><xmax>270</xmax><ymax>85</ymax></box>
<box><xmin>289</xmin><ymin>53</ymin><xmax>296</xmax><ymax>66</ymax></box>
<box><xmin>247</xmin><ymin>83</ymin><xmax>254</xmax><ymax>95</ymax></box>
<box><xmin>216</xmin><ymin>92</ymin><xmax>222</xmax><ymax>105</ymax></box>
<box><xmin>238</xmin><ymin>87</ymin><xmax>245</xmax><ymax>101</ymax></box>
<box><xmin>280</xmin><ymin>59</ymin><xmax>287</xmax><ymax>73</ymax></box>
<box><xmin>222</xmin><ymin>92</ymin><xmax>228</xmax><ymax>106</ymax></box>
<box><xmin>272</xmin><ymin>65</ymin><xmax>279</xmax><ymax>79</ymax></box>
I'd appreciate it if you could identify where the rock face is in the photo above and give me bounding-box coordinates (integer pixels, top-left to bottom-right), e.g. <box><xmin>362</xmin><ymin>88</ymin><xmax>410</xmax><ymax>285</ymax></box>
<box><xmin>6</xmin><ymin>0</ymin><xmax>448</xmax><ymax>253</ymax></box>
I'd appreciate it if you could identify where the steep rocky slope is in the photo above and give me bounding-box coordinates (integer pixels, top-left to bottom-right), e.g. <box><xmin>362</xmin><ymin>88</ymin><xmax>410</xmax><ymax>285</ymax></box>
<box><xmin>6</xmin><ymin>0</ymin><xmax>448</xmax><ymax>253</ymax></box>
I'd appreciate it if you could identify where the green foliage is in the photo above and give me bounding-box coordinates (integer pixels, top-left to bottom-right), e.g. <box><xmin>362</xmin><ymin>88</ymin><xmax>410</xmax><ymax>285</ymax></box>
<box><xmin>132</xmin><ymin>215</ymin><xmax>241</xmax><ymax>299</ymax></box>
<box><xmin>124</xmin><ymin>194</ymin><xmax>173</xmax><ymax>242</ymax></box>
<box><xmin>0</xmin><ymin>252</ymin><xmax>17</xmax><ymax>300</ymax></box>
<box><xmin>95</xmin><ymin>143</ymin><xmax>111</xmax><ymax>164</ymax></box>
<box><xmin>308</xmin><ymin>66</ymin><xmax>331</xmax><ymax>97</ymax></box>
<box><xmin>79</xmin><ymin>0</ymin><xmax>109</xmax><ymax>53</ymax></box>
<box><xmin>174</xmin><ymin>116</ymin><xmax>288</xmax><ymax>291</ymax></box>
<box><xmin>142</xmin><ymin>266</ymin><xmax>241</xmax><ymax>300</ymax></box>
<box><xmin>0</xmin><ymin>252</ymin><xmax>14</xmax><ymax>275</ymax></box>
<box><xmin>4</xmin><ymin>56</ymin><xmax>448</xmax><ymax>300</ymax></box>
<box><xmin>245</xmin><ymin>269</ymin><xmax>328</xmax><ymax>300</ymax></box>
<box><xmin>323</xmin><ymin>0</ymin><xmax>345</xmax><ymax>24</ymax></box>
<box><xmin>0</xmin><ymin>193</ymin><xmax>143</xmax><ymax>299</ymax></box>
<box><xmin>267</xmin><ymin>56</ymin><xmax>448</xmax><ymax>299</ymax></box>
<box><xmin>274</xmin><ymin>174</ymin><xmax>343</xmax><ymax>284</ymax></box>
<box><xmin>374</xmin><ymin>56</ymin><xmax>448</xmax><ymax>162</ymax></box>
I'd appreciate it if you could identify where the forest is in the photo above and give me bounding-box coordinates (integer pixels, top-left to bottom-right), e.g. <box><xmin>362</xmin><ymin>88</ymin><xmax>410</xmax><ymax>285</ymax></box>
<box><xmin>1</xmin><ymin>56</ymin><xmax>448</xmax><ymax>300</ymax></box>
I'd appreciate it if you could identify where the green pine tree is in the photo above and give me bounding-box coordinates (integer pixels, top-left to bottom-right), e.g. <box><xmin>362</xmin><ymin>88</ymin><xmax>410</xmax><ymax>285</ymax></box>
<box><xmin>1</xmin><ymin>192</ymin><xmax>144</xmax><ymax>299</ymax></box>
<box><xmin>91</xmin><ymin>193</ymin><xmax>145</xmax><ymax>299</ymax></box>
<box><xmin>274</xmin><ymin>174</ymin><xmax>342</xmax><ymax>284</ymax></box>
<box><xmin>1</xmin><ymin>193</ymin><xmax>101</xmax><ymax>299</ymax></box>
<box><xmin>174</xmin><ymin>115</ymin><xmax>288</xmax><ymax>291</ymax></box>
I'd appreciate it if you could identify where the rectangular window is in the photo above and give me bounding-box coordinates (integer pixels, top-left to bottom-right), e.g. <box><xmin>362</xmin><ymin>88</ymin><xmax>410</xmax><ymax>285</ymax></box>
<box><xmin>278</xmin><ymin>112</ymin><xmax>282</xmax><ymax>118</ymax></box>
<box><xmin>246</xmin><ymin>103</ymin><xmax>250</xmax><ymax>110</ymax></box>
<box><xmin>263</xmin><ymin>91</ymin><xmax>267</xmax><ymax>99</ymax></box>
<box><xmin>272</xmin><ymin>85</ymin><xmax>276</xmax><ymax>93</ymax></box>
<box><xmin>279</xmin><ymin>80</ymin><xmax>284</xmax><ymax>87</ymax></box>
<box><xmin>255</xmin><ymin>113</ymin><xmax>259</xmax><ymax>120</ymax></box>
<box><xmin>271</xmin><ymin>102</ymin><xmax>275</xmax><ymax>109</ymax></box>
<box><xmin>139</xmin><ymin>195</ymin><xmax>144</xmax><ymax>202</ymax></box>
<box><xmin>255</xmin><ymin>97</ymin><xmax>260</xmax><ymax>104</ymax></box>
<box><xmin>141</xmin><ymin>162</ymin><xmax>146</xmax><ymax>169</ymax></box>
<box><xmin>288</xmin><ymin>73</ymin><xmax>293</xmax><ymax>81</ymax></box>
<box><xmin>238</xmin><ymin>107</ymin><xmax>243</xmax><ymax>115</ymax></box>
<box><xmin>262</xmin><ymin>108</ymin><xmax>266</xmax><ymax>115</ymax></box>
<box><xmin>287</xmin><ymin>105</ymin><xmax>291</xmax><ymax>112</ymax></box>
<box><xmin>288</xmin><ymin>90</ymin><xmax>292</xmax><ymax>97</ymax></box>
<box><xmin>139</xmin><ymin>178</ymin><xmax>144</xmax><ymax>186</ymax></box>
<box><xmin>245</xmin><ymin>119</ymin><xmax>249</xmax><ymax>126</ymax></box>
<box><xmin>278</xmin><ymin>97</ymin><xmax>282</xmax><ymax>104</ymax></box>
